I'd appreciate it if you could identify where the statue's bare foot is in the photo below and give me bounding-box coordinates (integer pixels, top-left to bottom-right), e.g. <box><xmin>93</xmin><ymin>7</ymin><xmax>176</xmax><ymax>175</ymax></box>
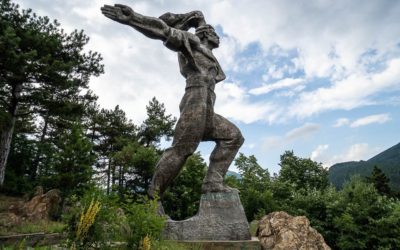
<box><xmin>201</xmin><ymin>182</ymin><xmax>239</xmax><ymax>193</ymax></box>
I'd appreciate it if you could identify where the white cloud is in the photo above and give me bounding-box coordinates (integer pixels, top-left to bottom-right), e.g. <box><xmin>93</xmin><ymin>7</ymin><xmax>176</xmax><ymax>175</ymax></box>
<box><xmin>285</xmin><ymin>123</ymin><xmax>320</xmax><ymax>140</ymax></box>
<box><xmin>13</xmin><ymin>0</ymin><xmax>400</xmax><ymax>125</ymax></box>
<box><xmin>262</xmin><ymin>136</ymin><xmax>283</xmax><ymax>151</ymax></box>
<box><xmin>310</xmin><ymin>144</ymin><xmax>329</xmax><ymax>161</ymax></box>
<box><xmin>350</xmin><ymin>113</ymin><xmax>391</xmax><ymax>128</ymax></box>
<box><xmin>263</xmin><ymin>123</ymin><xmax>320</xmax><ymax>151</ymax></box>
<box><xmin>333</xmin><ymin>118</ymin><xmax>350</xmax><ymax>127</ymax></box>
<box><xmin>244</xmin><ymin>143</ymin><xmax>256</xmax><ymax>149</ymax></box>
<box><xmin>214</xmin><ymin>82</ymin><xmax>281</xmax><ymax>124</ymax></box>
<box><xmin>289</xmin><ymin>58</ymin><xmax>400</xmax><ymax>118</ymax></box>
<box><xmin>317</xmin><ymin>143</ymin><xmax>381</xmax><ymax>168</ymax></box>
<box><xmin>249</xmin><ymin>78</ymin><xmax>304</xmax><ymax>95</ymax></box>
<box><xmin>343</xmin><ymin>144</ymin><xmax>374</xmax><ymax>161</ymax></box>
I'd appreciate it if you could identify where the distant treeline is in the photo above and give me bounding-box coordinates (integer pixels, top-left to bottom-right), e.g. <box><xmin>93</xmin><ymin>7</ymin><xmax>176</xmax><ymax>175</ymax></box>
<box><xmin>329</xmin><ymin>143</ymin><xmax>400</xmax><ymax>191</ymax></box>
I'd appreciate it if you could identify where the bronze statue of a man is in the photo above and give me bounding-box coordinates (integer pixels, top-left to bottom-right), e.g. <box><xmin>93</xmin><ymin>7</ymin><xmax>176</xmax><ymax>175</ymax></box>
<box><xmin>101</xmin><ymin>4</ymin><xmax>244</xmax><ymax>198</ymax></box>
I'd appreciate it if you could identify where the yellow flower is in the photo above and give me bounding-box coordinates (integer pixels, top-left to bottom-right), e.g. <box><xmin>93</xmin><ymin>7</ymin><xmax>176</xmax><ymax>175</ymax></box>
<box><xmin>140</xmin><ymin>235</ymin><xmax>151</xmax><ymax>250</ymax></box>
<box><xmin>75</xmin><ymin>198</ymin><xmax>101</xmax><ymax>242</ymax></box>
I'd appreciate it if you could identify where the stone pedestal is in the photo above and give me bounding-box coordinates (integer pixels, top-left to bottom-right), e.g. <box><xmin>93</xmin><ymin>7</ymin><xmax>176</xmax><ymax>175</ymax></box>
<box><xmin>163</xmin><ymin>191</ymin><xmax>251</xmax><ymax>240</ymax></box>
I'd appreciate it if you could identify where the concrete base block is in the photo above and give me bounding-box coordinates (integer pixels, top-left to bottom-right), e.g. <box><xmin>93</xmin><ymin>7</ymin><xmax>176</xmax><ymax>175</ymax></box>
<box><xmin>163</xmin><ymin>191</ymin><xmax>251</xmax><ymax>241</ymax></box>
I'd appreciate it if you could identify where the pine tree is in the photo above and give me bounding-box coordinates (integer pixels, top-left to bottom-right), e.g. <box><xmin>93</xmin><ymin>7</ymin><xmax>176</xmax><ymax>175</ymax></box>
<box><xmin>138</xmin><ymin>97</ymin><xmax>176</xmax><ymax>147</ymax></box>
<box><xmin>94</xmin><ymin>106</ymin><xmax>136</xmax><ymax>194</ymax></box>
<box><xmin>0</xmin><ymin>0</ymin><xmax>103</xmax><ymax>185</ymax></box>
<box><xmin>46</xmin><ymin>124</ymin><xmax>95</xmax><ymax>196</ymax></box>
<box><xmin>367</xmin><ymin>165</ymin><xmax>392</xmax><ymax>196</ymax></box>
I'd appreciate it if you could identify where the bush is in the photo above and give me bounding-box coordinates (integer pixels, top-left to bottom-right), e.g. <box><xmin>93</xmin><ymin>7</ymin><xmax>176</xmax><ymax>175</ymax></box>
<box><xmin>123</xmin><ymin>196</ymin><xmax>166</xmax><ymax>249</ymax></box>
<box><xmin>64</xmin><ymin>188</ymin><xmax>123</xmax><ymax>249</ymax></box>
<box><xmin>64</xmin><ymin>187</ymin><xmax>167</xmax><ymax>249</ymax></box>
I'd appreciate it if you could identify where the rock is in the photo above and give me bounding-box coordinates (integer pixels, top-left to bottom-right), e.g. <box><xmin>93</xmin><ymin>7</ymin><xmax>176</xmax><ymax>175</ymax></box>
<box><xmin>0</xmin><ymin>212</ymin><xmax>20</xmax><ymax>227</ymax></box>
<box><xmin>18</xmin><ymin>187</ymin><xmax>61</xmax><ymax>221</ymax></box>
<box><xmin>34</xmin><ymin>186</ymin><xmax>44</xmax><ymax>196</ymax></box>
<box><xmin>8</xmin><ymin>200</ymin><xmax>25</xmax><ymax>216</ymax></box>
<box><xmin>257</xmin><ymin>211</ymin><xmax>330</xmax><ymax>250</ymax></box>
<box><xmin>163</xmin><ymin>191</ymin><xmax>251</xmax><ymax>240</ymax></box>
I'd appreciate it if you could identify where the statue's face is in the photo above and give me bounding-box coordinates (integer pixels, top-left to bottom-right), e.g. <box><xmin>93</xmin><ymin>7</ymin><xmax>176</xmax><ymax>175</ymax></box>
<box><xmin>206</xmin><ymin>29</ymin><xmax>220</xmax><ymax>48</ymax></box>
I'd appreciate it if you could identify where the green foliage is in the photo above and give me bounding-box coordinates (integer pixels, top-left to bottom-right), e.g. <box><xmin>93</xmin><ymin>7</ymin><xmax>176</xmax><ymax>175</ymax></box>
<box><xmin>329</xmin><ymin>142</ymin><xmax>400</xmax><ymax>191</ymax></box>
<box><xmin>114</xmin><ymin>143</ymin><xmax>160</xmax><ymax>198</ymax></box>
<box><xmin>366</xmin><ymin>165</ymin><xmax>393</xmax><ymax>196</ymax></box>
<box><xmin>279</xmin><ymin>150</ymin><xmax>329</xmax><ymax>192</ymax></box>
<box><xmin>327</xmin><ymin>176</ymin><xmax>400</xmax><ymax>249</ymax></box>
<box><xmin>151</xmin><ymin>240</ymin><xmax>202</xmax><ymax>250</ymax></box>
<box><xmin>64</xmin><ymin>188</ymin><xmax>124</xmax><ymax>249</ymax></box>
<box><xmin>65</xmin><ymin>188</ymin><xmax>166</xmax><ymax>250</ymax></box>
<box><xmin>93</xmin><ymin>105</ymin><xmax>137</xmax><ymax>195</ymax></box>
<box><xmin>231</xmin><ymin>153</ymin><xmax>273</xmax><ymax>221</ymax></box>
<box><xmin>0</xmin><ymin>220</ymin><xmax>65</xmax><ymax>236</ymax></box>
<box><xmin>123</xmin><ymin>196</ymin><xmax>166</xmax><ymax>249</ymax></box>
<box><xmin>163</xmin><ymin>152</ymin><xmax>207</xmax><ymax>220</ymax></box>
<box><xmin>39</xmin><ymin>125</ymin><xmax>95</xmax><ymax>197</ymax></box>
<box><xmin>0</xmin><ymin>0</ymin><xmax>103</xmax><ymax>186</ymax></box>
<box><xmin>224</xmin><ymin>175</ymin><xmax>240</xmax><ymax>189</ymax></box>
<box><xmin>3</xmin><ymin>134</ymin><xmax>35</xmax><ymax>194</ymax></box>
<box><xmin>231</xmin><ymin>152</ymin><xmax>400</xmax><ymax>249</ymax></box>
<box><xmin>138</xmin><ymin>97</ymin><xmax>177</xmax><ymax>147</ymax></box>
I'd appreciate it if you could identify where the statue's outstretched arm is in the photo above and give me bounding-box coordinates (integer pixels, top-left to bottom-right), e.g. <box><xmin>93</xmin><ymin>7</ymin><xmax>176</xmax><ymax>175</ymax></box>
<box><xmin>101</xmin><ymin>4</ymin><xmax>170</xmax><ymax>41</ymax></box>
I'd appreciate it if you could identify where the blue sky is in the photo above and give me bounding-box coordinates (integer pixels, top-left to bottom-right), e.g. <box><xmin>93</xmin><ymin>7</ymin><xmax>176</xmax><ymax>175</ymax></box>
<box><xmin>15</xmin><ymin>0</ymin><xmax>400</xmax><ymax>174</ymax></box>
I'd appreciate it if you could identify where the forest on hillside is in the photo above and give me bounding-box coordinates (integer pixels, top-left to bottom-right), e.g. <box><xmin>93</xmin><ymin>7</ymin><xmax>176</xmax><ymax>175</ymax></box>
<box><xmin>1</xmin><ymin>1</ymin><xmax>400</xmax><ymax>249</ymax></box>
<box><xmin>329</xmin><ymin>143</ymin><xmax>400</xmax><ymax>191</ymax></box>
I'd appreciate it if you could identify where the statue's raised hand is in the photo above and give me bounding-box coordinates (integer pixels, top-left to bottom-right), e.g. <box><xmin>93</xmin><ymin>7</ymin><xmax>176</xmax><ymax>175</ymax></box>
<box><xmin>101</xmin><ymin>4</ymin><xmax>134</xmax><ymax>25</ymax></box>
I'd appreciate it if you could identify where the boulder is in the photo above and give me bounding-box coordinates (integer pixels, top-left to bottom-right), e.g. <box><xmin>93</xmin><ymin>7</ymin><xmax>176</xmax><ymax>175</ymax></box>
<box><xmin>0</xmin><ymin>212</ymin><xmax>20</xmax><ymax>227</ymax></box>
<box><xmin>8</xmin><ymin>187</ymin><xmax>62</xmax><ymax>221</ymax></box>
<box><xmin>22</xmin><ymin>188</ymin><xmax>61</xmax><ymax>221</ymax></box>
<box><xmin>257</xmin><ymin>211</ymin><xmax>330</xmax><ymax>250</ymax></box>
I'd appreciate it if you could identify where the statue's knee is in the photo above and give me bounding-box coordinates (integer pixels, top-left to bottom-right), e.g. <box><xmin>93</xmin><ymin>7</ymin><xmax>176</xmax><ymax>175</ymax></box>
<box><xmin>228</xmin><ymin>131</ymin><xmax>244</xmax><ymax>148</ymax></box>
<box><xmin>173</xmin><ymin>142</ymin><xmax>198</xmax><ymax>156</ymax></box>
<box><xmin>236</xmin><ymin>132</ymin><xmax>245</xmax><ymax>147</ymax></box>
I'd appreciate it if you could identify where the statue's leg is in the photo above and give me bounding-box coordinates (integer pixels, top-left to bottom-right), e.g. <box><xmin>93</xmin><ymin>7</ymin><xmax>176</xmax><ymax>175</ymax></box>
<box><xmin>148</xmin><ymin>87</ymin><xmax>208</xmax><ymax>199</ymax></box>
<box><xmin>202</xmin><ymin>113</ymin><xmax>244</xmax><ymax>193</ymax></box>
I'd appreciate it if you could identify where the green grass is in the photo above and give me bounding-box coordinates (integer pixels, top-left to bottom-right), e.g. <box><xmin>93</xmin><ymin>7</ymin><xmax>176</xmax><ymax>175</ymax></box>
<box><xmin>0</xmin><ymin>220</ymin><xmax>66</xmax><ymax>236</ymax></box>
<box><xmin>249</xmin><ymin>220</ymin><xmax>259</xmax><ymax>237</ymax></box>
<box><xmin>152</xmin><ymin>240</ymin><xmax>203</xmax><ymax>250</ymax></box>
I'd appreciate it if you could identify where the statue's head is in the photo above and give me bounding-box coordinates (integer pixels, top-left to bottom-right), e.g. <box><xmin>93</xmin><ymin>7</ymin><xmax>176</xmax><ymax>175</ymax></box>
<box><xmin>196</xmin><ymin>24</ymin><xmax>220</xmax><ymax>48</ymax></box>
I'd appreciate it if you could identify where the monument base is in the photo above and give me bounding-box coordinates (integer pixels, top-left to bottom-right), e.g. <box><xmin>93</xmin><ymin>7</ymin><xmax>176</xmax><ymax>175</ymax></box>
<box><xmin>163</xmin><ymin>191</ymin><xmax>251</xmax><ymax>240</ymax></box>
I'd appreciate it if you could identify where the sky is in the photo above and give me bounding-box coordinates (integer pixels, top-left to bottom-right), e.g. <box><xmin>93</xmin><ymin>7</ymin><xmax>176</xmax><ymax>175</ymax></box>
<box><xmin>14</xmin><ymin>0</ymin><xmax>400</xmax><ymax>174</ymax></box>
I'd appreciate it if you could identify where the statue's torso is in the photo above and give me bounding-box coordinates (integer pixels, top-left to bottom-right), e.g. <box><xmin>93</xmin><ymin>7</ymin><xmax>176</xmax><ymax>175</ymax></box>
<box><xmin>164</xmin><ymin>28</ymin><xmax>226</xmax><ymax>85</ymax></box>
<box><xmin>178</xmin><ymin>46</ymin><xmax>221</xmax><ymax>82</ymax></box>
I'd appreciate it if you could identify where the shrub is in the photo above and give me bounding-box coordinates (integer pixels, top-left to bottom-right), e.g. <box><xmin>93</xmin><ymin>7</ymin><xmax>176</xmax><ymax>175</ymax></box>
<box><xmin>123</xmin><ymin>196</ymin><xmax>166</xmax><ymax>249</ymax></box>
<box><xmin>64</xmin><ymin>189</ymin><xmax>123</xmax><ymax>249</ymax></box>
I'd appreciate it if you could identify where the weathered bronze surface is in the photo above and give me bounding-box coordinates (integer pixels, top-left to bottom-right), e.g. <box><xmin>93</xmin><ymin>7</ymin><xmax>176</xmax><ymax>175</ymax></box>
<box><xmin>101</xmin><ymin>4</ymin><xmax>244</xmax><ymax>198</ymax></box>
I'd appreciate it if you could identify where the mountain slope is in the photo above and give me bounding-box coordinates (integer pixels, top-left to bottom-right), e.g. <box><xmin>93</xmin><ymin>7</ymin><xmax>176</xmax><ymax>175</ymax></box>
<box><xmin>226</xmin><ymin>170</ymin><xmax>242</xmax><ymax>179</ymax></box>
<box><xmin>329</xmin><ymin>143</ymin><xmax>400</xmax><ymax>191</ymax></box>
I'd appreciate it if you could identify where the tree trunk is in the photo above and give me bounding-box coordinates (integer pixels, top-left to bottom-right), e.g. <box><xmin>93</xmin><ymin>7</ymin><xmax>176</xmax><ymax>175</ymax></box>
<box><xmin>0</xmin><ymin>121</ymin><xmax>16</xmax><ymax>185</ymax></box>
<box><xmin>0</xmin><ymin>82</ymin><xmax>21</xmax><ymax>186</ymax></box>
<box><xmin>107</xmin><ymin>158</ymin><xmax>111</xmax><ymax>195</ymax></box>
<box><xmin>30</xmin><ymin>113</ymin><xmax>49</xmax><ymax>181</ymax></box>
